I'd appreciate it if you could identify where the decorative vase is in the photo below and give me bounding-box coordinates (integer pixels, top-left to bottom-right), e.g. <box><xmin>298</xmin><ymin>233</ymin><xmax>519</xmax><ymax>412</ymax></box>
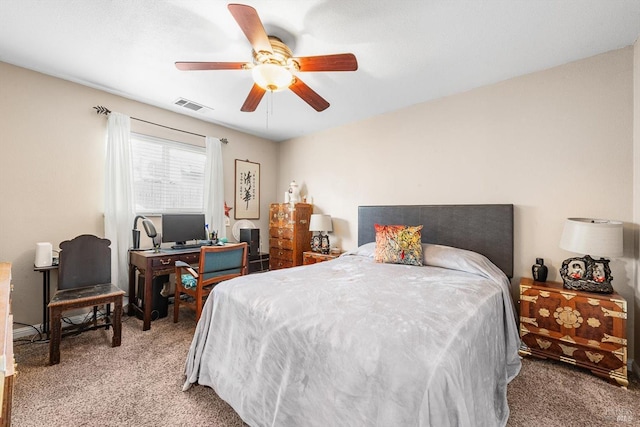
<box><xmin>288</xmin><ymin>180</ymin><xmax>301</xmax><ymax>203</ymax></box>
<box><xmin>532</xmin><ymin>258</ymin><xmax>548</xmax><ymax>282</ymax></box>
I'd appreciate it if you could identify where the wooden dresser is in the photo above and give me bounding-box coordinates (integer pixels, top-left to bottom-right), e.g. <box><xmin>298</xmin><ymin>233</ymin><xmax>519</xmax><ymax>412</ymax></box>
<box><xmin>519</xmin><ymin>277</ymin><xmax>627</xmax><ymax>387</ymax></box>
<box><xmin>0</xmin><ymin>263</ymin><xmax>14</xmax><ymax>426</ymax></box>
<box><xmin>268</xmin><ymin>203</ymin><xmax>312</xmax><ymax>270</ymax></box>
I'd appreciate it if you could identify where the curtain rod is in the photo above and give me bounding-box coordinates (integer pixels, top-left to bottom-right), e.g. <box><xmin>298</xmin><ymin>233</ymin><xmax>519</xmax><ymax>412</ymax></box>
<box><xmin>93</xmin><ymin>105</ymin><xmax>228</xmax><ymax>144</ymax></box>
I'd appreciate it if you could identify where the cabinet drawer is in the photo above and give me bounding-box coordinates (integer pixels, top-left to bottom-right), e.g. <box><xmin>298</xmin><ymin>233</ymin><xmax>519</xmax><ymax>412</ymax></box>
<box><xmin>520</xmin><ymin>286</ymin><xmax>626</xmax><ymax>352</ymax></box>
<box><xmin>269</xmin><ymin>238</ymin><xmax>293</xmax><ymax>251</ymax></box>
<box><xmin>179</xmin><ymin>253</ymin><xmax>199</xmax><ymax>265</ymax></box>
<box><xmin>270</xmin><ymin>257</ymin><xmax>293</xmax><ymax>270</ymax></box>
<box><xmin>269</xmin><ymin>205</ymin><xmax>294</xmax><ymax>228</ymax></box>
<box><xmin>151</xmin><ymin>256</ymin><xmax>178</xmax><ymax>268</ymax></box>
<box><xmin>270</xmin><ymin>227</ymin><xmax>293</xmax><ymax>240</ymax></box>
<box><xmin>520</xmin><ymin>332</ymin><xmax>626</xmax><ymax>377</ymax></box>
<box><xmin>270</xmin><ymin>247</ymin><xmax>293</xmax><ymax>262</ymax></box>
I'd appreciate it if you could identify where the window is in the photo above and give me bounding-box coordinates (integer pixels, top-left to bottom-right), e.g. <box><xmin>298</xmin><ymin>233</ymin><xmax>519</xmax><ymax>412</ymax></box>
<box><xmin>130</xmin><ymin>133</ymin><xmax>206</xmax><ymax>214</ymax></box>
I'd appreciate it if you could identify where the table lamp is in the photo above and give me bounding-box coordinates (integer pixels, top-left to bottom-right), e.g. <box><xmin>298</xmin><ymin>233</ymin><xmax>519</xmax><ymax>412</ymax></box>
<box><xmin>309</xmin><ymin>214</ymin><xmax>332</xmax><ymax>254</ymax></box>
<box><xmin>559</xmin><ymin>218</ymin><xmax>623</xmax><ymax>293</ymax></box>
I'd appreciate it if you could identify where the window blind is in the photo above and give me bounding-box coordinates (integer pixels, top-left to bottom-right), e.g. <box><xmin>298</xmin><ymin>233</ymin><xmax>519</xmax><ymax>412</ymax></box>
<box><xmin>130</xmin><ymin>133</ymin><xmax>206</xmax><ymax>214</ymax></box>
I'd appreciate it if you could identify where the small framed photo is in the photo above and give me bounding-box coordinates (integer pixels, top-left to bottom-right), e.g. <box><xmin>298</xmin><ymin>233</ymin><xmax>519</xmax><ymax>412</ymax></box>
<box><xmin>234</xmin><ymin>159</ymin><xmax>260</xmax><ymax>219</ymax></box>
<box><xmin>589</xmin><ymin>260</ymin><xmax>611</xmax><ymax>284</ymax></box>
<box><xmin>567</xmin><ymin>259</ymin><xmax>586</xmax><ymax>280</ymax></box>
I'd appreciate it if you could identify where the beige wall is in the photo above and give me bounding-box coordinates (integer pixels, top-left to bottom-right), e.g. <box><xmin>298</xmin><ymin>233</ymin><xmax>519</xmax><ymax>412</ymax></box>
<box><xmin>0</xmin><ymin>61</ymin><xmax>278</xmax><ymax>326</ymax></box>
<box><xmin>278</xmin><ymin>48</ymin><xmax>636</xmax><ymax>360</ymax></box>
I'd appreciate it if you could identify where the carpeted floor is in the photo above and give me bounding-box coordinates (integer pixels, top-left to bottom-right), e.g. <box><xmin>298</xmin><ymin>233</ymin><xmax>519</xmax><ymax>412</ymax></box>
<box><xmin>12</xmin><ymin>310</ymin><xmax>639</xmax><ymax>426</ymax></box>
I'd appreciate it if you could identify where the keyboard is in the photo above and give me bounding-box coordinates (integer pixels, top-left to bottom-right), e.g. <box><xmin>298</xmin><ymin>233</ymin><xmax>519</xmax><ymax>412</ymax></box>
<box><xmin>171</xmin><ymin>243</ymin><xmax>208</xmax><ymax>250</ymax></box>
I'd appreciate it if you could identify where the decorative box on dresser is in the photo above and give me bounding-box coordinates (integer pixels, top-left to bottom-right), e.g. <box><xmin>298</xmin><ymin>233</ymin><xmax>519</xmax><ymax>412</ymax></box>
<box><xmin>519</xmin><ymin>277</ymin><xmax>627</xmax><ymax>387</ymax></box>
<box><xmin>269</xmin><ymin>203</ymin><xmax>312</xmax><ymax>270</ymax></box>
<box><xmin>0</xmin><ymin>263</ymin><xmax>14</xmax><ymax>426</ymax></box>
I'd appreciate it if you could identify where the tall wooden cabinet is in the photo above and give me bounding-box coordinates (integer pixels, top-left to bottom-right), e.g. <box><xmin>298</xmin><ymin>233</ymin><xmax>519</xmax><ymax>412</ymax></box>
<box><xmin>269</xmin><ymin>203</ymin><xmax>312</xmax><ymax>270</ymax></box>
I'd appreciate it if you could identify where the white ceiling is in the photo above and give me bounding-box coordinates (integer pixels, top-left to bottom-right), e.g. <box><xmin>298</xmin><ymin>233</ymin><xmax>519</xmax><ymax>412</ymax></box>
<box><xmin>1</xmin><ymin>1</ymin><xmax>639</xmax><ymax>142</ymax></box>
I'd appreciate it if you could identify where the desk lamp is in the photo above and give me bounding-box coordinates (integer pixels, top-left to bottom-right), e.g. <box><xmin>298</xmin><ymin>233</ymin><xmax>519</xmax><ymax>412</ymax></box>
<box><xmin>132</xmin><ymin>215</ymin><xmax>158</xmax><ymax>250</ymax></box>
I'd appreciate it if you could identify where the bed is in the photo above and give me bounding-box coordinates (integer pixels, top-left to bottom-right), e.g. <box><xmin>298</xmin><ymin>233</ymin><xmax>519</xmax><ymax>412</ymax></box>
<box><xmin>183</xmin><ymin>204</ymin><xmax>522</xmax><ymax>426</ymax></box>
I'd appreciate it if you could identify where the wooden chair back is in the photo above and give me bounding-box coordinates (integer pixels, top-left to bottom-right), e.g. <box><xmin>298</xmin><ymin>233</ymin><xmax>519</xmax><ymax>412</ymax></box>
<box><xmin>198</xmin><ymin>244</ymin><xmax>249</xmax><ymax>286</ymax></box>
<box><xmin>58</xmin><ymin>234</ymin><xmax>111</xmax><ymax>290</ymax></box>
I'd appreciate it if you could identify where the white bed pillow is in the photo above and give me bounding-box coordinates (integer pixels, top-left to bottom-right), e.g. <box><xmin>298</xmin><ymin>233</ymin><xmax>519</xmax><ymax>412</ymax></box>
<box><xmin>422</xmin><ymin>243</ymin><xmax>508</xmax><ymax>283</ymax></box>
<box><xmin>341</xmin><ymin>242</ymin><xmax>376</xmax><ymax>258</ymax></box>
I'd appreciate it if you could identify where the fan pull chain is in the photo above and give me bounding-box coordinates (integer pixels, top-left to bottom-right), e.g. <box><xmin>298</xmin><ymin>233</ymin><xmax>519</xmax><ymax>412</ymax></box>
<box><xmin>265</xmin><ymin>90</ymin><xmax>274</xmax><ymax>129</ymax></box>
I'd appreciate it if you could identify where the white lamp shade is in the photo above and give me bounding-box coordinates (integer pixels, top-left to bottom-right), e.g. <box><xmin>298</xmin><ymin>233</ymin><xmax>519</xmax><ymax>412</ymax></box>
<box><xmin>559</xmin><ymin>218</ymin><xmax>623</xmax><ymax>258</ymax></box>
<box><xmin>309</xmin><ymin>214</ymin><xmax>333</xmax><ymax>232</ymax></box>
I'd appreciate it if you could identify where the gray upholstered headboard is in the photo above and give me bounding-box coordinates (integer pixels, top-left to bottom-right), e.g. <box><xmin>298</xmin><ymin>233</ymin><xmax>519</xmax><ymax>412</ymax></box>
<box><xmin>358</xmin><ymin>204</ymin><xmax>514</xmax><ymax>278</ymax></box>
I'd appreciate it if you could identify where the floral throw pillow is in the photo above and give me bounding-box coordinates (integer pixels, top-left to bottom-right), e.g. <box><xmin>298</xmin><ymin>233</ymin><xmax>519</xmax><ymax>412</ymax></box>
<box><xmin>374</xmin><ymin>224</ymin><xmax>423</xmax><ymax>266</ymax></box>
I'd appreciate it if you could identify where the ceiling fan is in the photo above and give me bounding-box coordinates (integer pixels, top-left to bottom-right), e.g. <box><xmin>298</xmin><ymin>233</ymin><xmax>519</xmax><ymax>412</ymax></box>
<box><xmin>175</xmin><ymin>3</ymin><xmax>358</xmax><ymax>112</ymax></box>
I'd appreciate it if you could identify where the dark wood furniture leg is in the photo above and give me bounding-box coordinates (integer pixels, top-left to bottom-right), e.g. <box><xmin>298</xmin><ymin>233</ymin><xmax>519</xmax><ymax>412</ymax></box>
<box><xmin>128</xmin><ymin>263</ymin><xmax>136</xmax><ymax>317</ymax></box>
<box><xmin>112</xmin><ymin>297</ymin><xmax>123</xmax><ymax>347</ymax></box>
<box><xmin>142</xmin><ymin>270</ymin><xmax>152</xmax><ymax>331</ymax></box>
<box><xmin>49</xmin><ymin>307</ymin><xmax>62</xmax><ymax>365</ymax></box>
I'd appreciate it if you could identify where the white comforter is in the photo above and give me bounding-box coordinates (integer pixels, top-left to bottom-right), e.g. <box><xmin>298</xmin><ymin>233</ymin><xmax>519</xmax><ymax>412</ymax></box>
<box><xmin>183</xmin><ymin>243</ymin><xmax>521</xmax><ymax>427</ymax></box>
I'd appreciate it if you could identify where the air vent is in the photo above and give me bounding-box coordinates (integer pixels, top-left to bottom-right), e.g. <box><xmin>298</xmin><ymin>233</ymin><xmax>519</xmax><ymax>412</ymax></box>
<box><xmin>173</xmin><ymin>98</ymin><xmax>213</xmax><ymax>113</ymax></box>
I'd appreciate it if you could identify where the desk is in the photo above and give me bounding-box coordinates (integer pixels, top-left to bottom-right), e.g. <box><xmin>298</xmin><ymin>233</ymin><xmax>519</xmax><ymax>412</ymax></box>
<box><xmin>33</xmin><ymin>264</ymin><xmax>58</xmax><ymax>340</ymax></box>
<box><xmin>128</xmin><ymin>248</ymin><xmax>201</xmax><ymax>331</ymax></box>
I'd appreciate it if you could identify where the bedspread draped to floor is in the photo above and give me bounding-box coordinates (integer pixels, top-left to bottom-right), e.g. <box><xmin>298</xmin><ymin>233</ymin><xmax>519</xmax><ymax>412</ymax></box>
<box><xmin>184</xmin><ymin>247</ymin><xmax>521</xmax><ymax>427</ymax></box>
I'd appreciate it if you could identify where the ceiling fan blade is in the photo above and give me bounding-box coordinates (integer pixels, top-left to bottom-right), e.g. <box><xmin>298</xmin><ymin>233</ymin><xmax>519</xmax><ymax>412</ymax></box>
<box><xmin>175</xmin><ymin>62</ymin><xmax>247</xmax><ymax>71</ymax></box>
<box><xmin>289</xmin><ymin>77</ymin><xmax>330</xmax><ymax>112</ymax></box>
<box><xmin>294</xmin><ymin>53</ymin><xmax>358</xmax><ymax>72</ymax></box>
<box><xmin>241</xmin><ymin>83</ymin><xmax>267</xmax><ymax>112</ymax></box>
<box><xmin>228</xmin><ymin>4</ymin><xmax>273</xmax><ymax>55</ymax></box>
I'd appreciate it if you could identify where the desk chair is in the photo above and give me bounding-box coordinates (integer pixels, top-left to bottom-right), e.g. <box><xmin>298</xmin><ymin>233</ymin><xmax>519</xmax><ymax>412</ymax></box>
<box><xmin>174</xmin><ymin>243</ymin><xmax>248</xmax><ymax>323</ymax></box>
<box><xmin>48</xmin><ymin>234</ymin><xmax>125</xmax><ymax>365</ymax></box>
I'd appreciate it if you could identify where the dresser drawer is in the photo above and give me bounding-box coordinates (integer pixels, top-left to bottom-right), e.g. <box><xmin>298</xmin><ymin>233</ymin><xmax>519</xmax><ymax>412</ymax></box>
<box><xmin>520</xmin><ymin>285</ymin><xmax>625</xmax><ymax>352</ymax></box>
<box><xmin>520</xmin><ymin>331</ymin><xmax>626</xmax><ymax>373</ymax></box>
<box><xmin>270</xmin><ymin>238</ymin><xmax>293</xmax><ymax>251</ymax></box>
<box><xmin>270</xmin><ymin>227</ymin><xmax>293</xmax><ymax>240</ymax></box>
<box><xmin>270</xmin><ymin>257</ymin><xmax>293</xmax><ymax>270</ymax></box>
<box><xmin>269</xmin><ymin>205</ymin><xmax>294</xmax><ymax>228</ymax></box>
<box><xmin>270</xmin><ymin>247</ymin><xmax>293</xmax><ymax>262</ymax></box>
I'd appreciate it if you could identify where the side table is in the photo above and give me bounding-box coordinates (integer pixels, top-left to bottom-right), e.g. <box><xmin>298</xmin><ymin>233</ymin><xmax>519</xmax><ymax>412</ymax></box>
<box><xmin>302</xmin><ymin>251</ymin><xmax>340</xmax><ymax>265</ymax></box>
<box><xmin>34</xmin><ymin>264</ymin><xmax>58</xmax><ymax>339</ymax></box>
<box><xmin>519</xmin><ymin>277</ymin><xmax>627</xmax><ymax>387</ymax></box>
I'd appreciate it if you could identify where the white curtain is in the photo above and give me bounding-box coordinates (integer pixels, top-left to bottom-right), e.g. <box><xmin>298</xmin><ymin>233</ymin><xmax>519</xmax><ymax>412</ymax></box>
<box><xmin>204</xmin><ymin>137</ymin><xmax>225</xmax><ymax>240</ymax></box>
<box><xmin>105</xmin><ymin>112</ymin><xmax>135</xmax><ymax>290</ymax></box>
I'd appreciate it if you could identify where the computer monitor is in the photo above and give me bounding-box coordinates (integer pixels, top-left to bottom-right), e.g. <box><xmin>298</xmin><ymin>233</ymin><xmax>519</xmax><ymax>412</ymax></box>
<box><xmin>161</xmin><ymin>213</ymin><xmax>206</xmax><ymax>245</ymax></box>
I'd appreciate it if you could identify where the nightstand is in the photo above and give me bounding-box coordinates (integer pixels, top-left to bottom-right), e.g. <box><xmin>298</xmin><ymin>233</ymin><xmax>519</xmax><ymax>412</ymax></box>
<box><xmin>519</xmin><ymin>277</ymin><xmax>627</xmax><ymax>387</ymax></box>
<box><xmin>302</xmin><ymin>251</ymin><xmax>340</xmax><ymax>265</ymax></box>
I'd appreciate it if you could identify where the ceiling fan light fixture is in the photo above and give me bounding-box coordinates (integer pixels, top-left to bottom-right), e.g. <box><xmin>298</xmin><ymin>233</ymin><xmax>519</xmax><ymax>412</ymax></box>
<box><xmin>252</xmin><ymin>63</ymin><xmax>293</xmax><ymax>92</ymax></box>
